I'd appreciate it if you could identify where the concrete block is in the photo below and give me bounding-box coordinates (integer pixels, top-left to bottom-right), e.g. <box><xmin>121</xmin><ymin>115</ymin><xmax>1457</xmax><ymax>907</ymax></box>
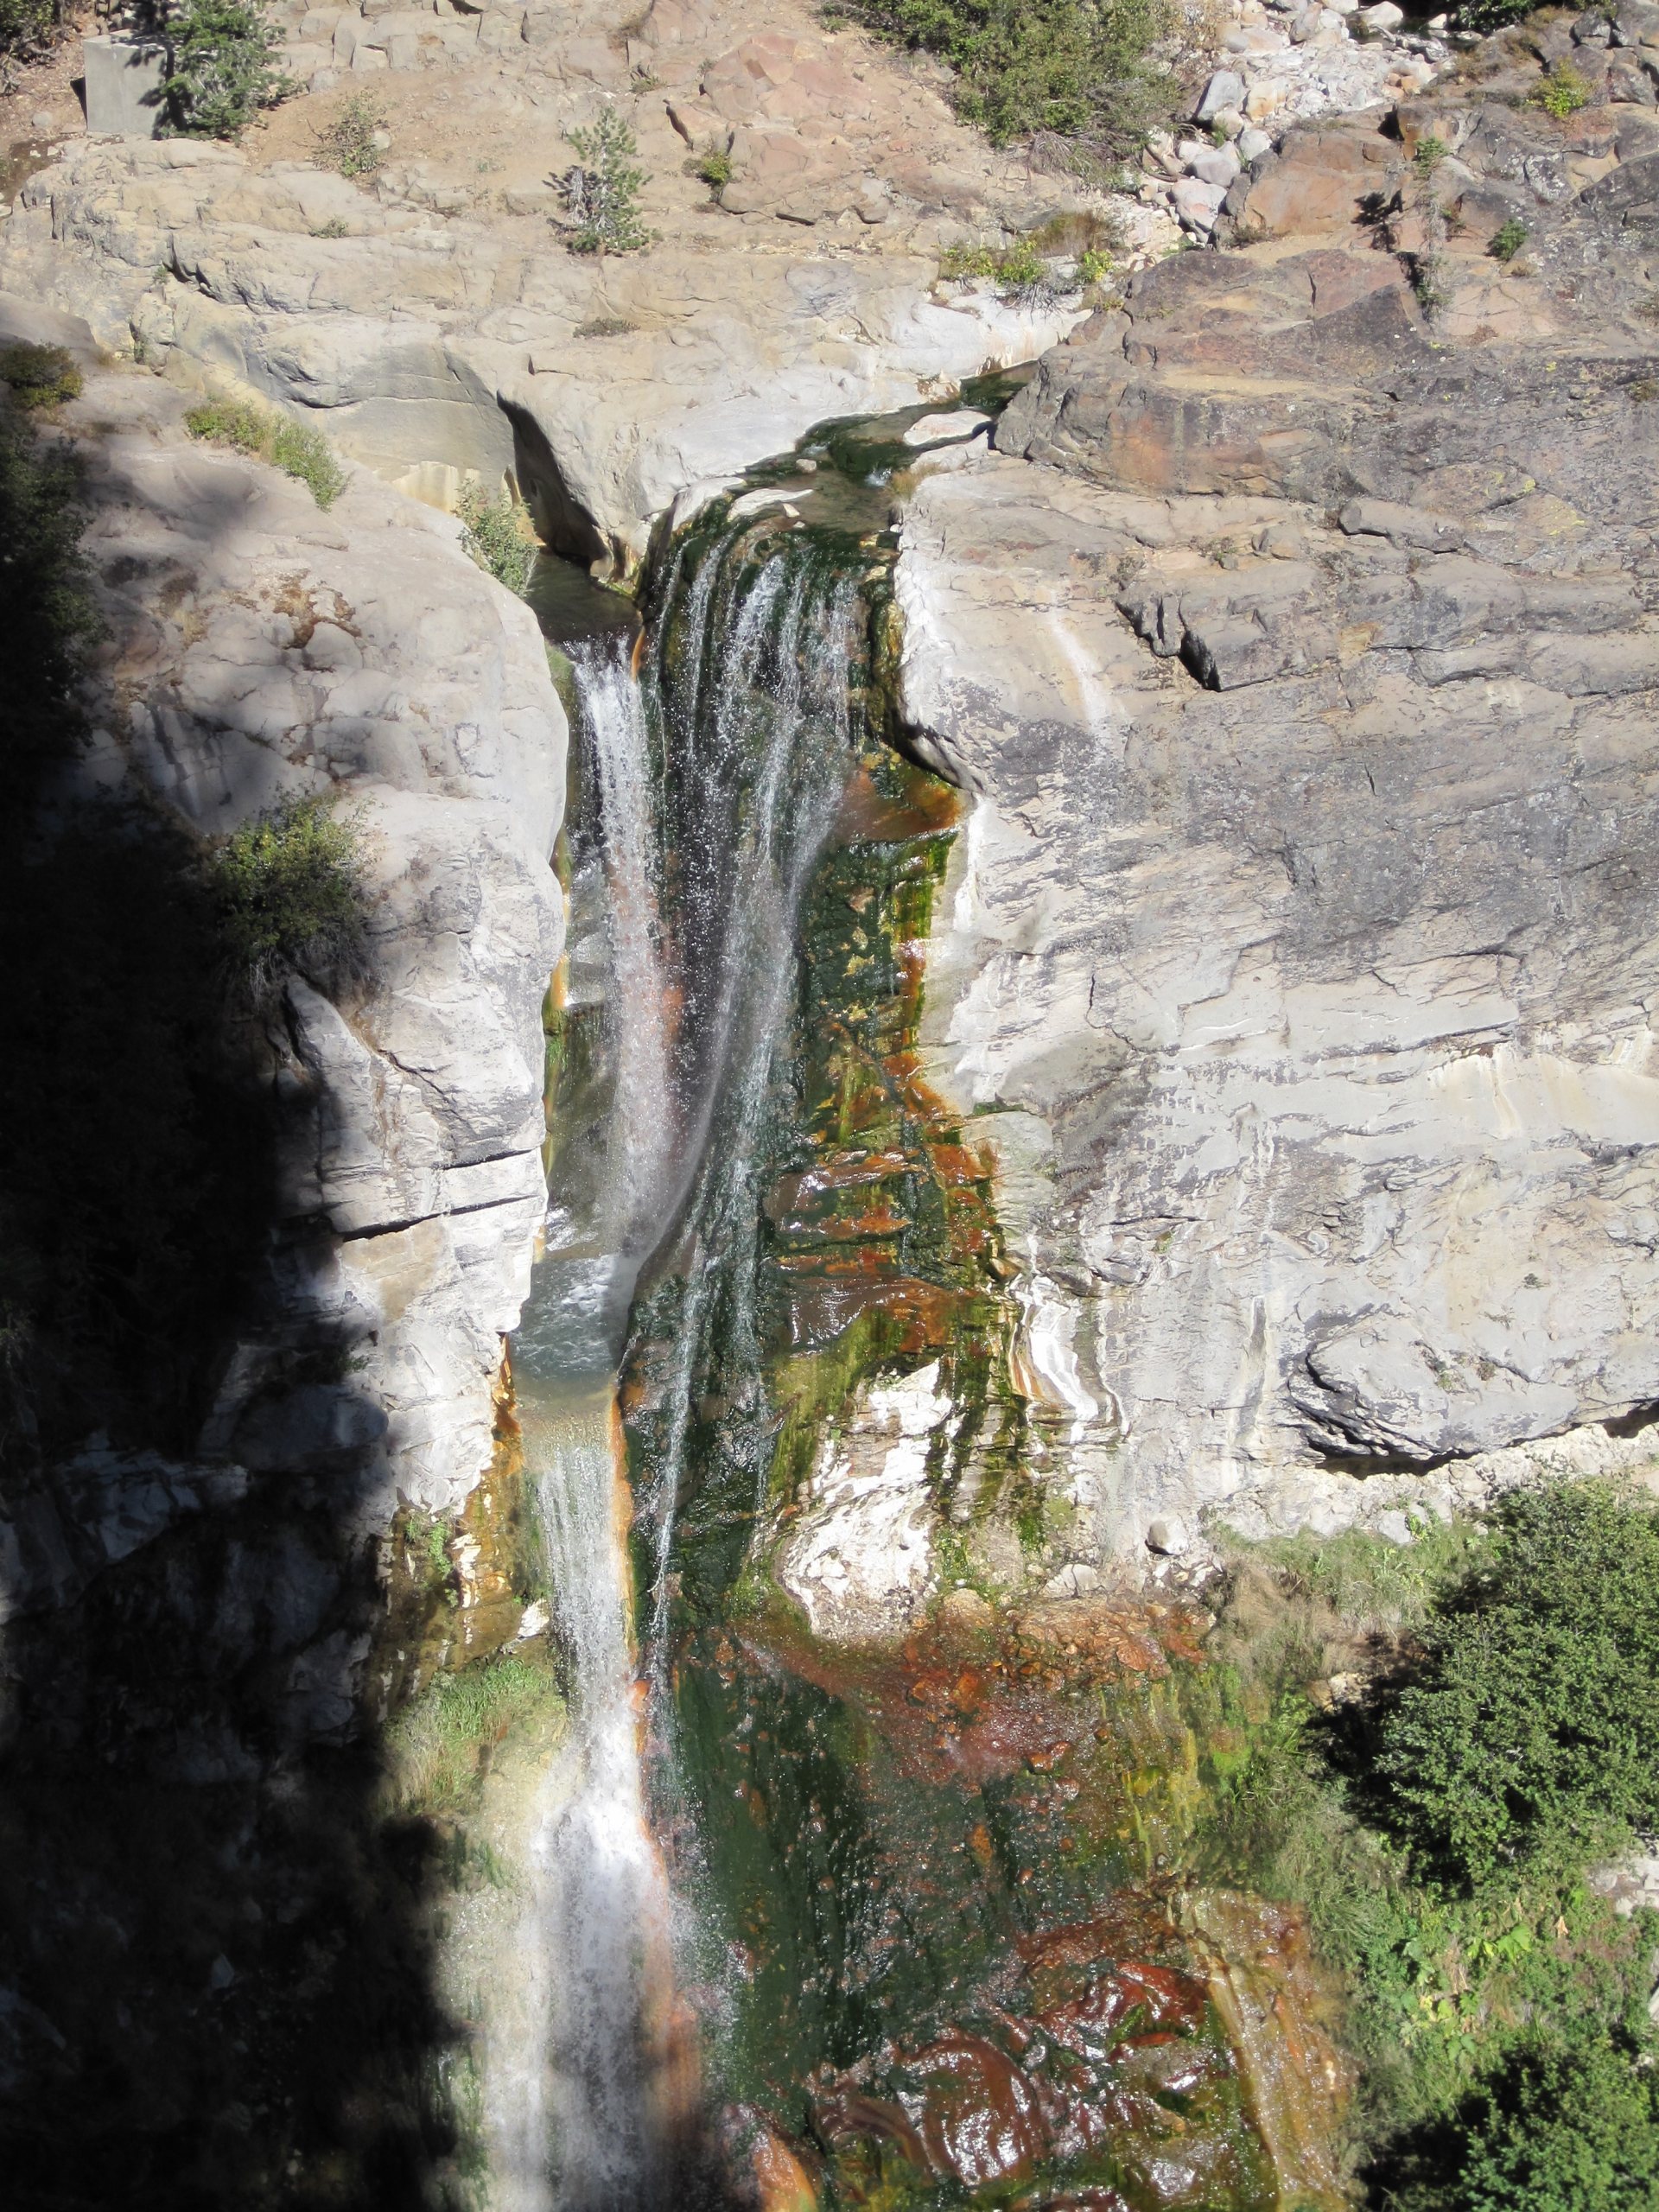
<box><xmin>82</xmin><ymin>35</ymin><xmax>168</xmax><ymax>138</ymax></box>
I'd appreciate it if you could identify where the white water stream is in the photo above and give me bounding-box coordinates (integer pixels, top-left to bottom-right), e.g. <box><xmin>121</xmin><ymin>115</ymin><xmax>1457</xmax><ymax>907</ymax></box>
<box><xmin>487</xmin><ymin>520</ymin><xmax>861</xmax><ymax>2209</ymax></box>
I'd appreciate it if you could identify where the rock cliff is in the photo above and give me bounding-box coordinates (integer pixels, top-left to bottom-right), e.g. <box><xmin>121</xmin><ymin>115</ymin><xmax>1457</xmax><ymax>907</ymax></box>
<box><xmin>896</xmin><ymin>43</ymin><xmax>1659</xmax><ymax>1561</ymax></box>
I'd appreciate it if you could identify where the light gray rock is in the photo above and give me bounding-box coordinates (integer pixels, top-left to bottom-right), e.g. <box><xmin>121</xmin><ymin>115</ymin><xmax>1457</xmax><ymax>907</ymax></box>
<box><xmin>1198</xmin><ymin>68</ymin><xmax>1248</xmax><ymax>121</ymax></box>
<box><xmin>25</xmin><ymin>316</ymin><xmax>566</xmax><ymax>1527</ymax></box>
<box><xmin>81</xmin><ymin>34</ymin><xmax>167</xmax><ymax>137</ymax></box>
<box><xmin>0</xmin><ymin>130</ymin><xmax>1099</xmax><ymax>575</ymax></box>
<box><xmin>896</xmin><ymin>410</ymin><xmax>1659</xmax><ymax>1554</ymax></box>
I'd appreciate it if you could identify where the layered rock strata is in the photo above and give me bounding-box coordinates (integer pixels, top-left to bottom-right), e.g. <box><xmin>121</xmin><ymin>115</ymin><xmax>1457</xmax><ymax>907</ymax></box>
<box><xmin>897</xmin><ymin>67</ymin><xmax>1659</xmax><ymax>1558</ymax></box>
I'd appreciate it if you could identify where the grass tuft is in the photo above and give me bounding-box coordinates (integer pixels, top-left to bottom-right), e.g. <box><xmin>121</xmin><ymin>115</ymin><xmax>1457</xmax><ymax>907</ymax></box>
<box><xmin>185</xmin><ymin>395</ymin><xmax>346</xmax><ymax>507</ymax></box>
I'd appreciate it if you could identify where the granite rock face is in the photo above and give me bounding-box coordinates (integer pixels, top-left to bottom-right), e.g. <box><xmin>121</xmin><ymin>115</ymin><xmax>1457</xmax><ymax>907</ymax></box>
<box><xmin>0</xmin><ymin>299</ymin><xmax>565</xmax><ymax>1620</ymax></box>
<box><xmin>895</xmin><ymin>82</ymin><xmax>1659</xmax><ymax>1558</ymax></box>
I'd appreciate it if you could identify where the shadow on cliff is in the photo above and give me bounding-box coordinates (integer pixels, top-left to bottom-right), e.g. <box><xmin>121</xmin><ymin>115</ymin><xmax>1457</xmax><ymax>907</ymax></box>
<box><xmin>0</xmin><ymin>410</ymin><xmax>475</xmax><ymax>2206</ymax></box>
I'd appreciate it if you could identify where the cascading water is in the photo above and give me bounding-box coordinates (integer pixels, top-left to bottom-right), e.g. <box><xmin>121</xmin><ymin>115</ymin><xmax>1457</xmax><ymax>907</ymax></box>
<box><xmin>495</xmin><ymin>499</ymin><xmax>866</xmax><ymax>2210</ymax></box>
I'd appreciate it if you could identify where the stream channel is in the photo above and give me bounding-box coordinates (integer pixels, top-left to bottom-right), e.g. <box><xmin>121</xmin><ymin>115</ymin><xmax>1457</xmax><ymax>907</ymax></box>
<box><xmin>490</xmin><ymin>385</ymin><xmax>1345</xmax><ymax>2212</ymax></box>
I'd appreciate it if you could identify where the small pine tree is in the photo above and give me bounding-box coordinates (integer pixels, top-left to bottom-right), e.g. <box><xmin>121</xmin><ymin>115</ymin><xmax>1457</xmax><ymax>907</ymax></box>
<box><xmin>161</xmin><ymin>0</ymin><xmax>291</xmax><ymax>140</ymax></box>
<box><xmin>559</xmin><ymin>110</ymin><xmax>651</xmax><ymax>256</ymax></box>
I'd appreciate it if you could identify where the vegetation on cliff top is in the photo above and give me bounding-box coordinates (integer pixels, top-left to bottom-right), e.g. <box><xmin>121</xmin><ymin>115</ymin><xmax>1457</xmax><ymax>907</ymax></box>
<box><xmin>831</xmin><ymin>0</ymin><xmax>1176</xmax><ymax>159</ymax></box>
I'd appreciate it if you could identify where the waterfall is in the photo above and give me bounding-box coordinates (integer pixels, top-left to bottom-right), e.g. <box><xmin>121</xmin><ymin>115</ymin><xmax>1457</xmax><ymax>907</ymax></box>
<box><xmin>495</xmin><ymin>505</ymin><xmax>864</xmax><ymax>2209</ymax></box>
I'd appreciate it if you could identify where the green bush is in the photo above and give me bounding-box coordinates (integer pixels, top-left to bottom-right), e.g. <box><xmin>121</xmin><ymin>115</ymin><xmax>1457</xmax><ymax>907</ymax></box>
<box><xmin>939</xmin><ymin>236</ymin><xmax>1055</xmax><ymax>297</ymax></box>
<box><xmin>560</xmin><ymin>110</ymin><xmax>651</xmax><ymax>254</ymax></box>
<box><xmin>315</xmin><ymin>91</ymin><xmax>385</xmax><ymax>178</ymax></box>
<box><xmin>457</xmin><ymin>480</ymin><xmax>537</xmax><ymax>596</ymax></box>
<box><xmin>1380</xmin><ymin>2037</ymin><xmax>1659</xmax><ymax>2212</ymax></box>
<box><xmin>836</xmin><ymin>0</ymin><xmax>1174</xmax><ymax>156</ymax></box>
<box><xmin>161</xmin><ymin>0</ymin><xmax>290</xmax><ymax>139</ymax></box>
<box><xmin>1376</xmin><ymin>1484</ymin><xmax>1659</xmax><ymax>1890</ymax></box>
<box><xmin>1532</xmin><ymin>60</ymin><xmax>1591</xmax><ymax>118</ymax></box>
<box><xmin>689</xmin><ymin>138</ymin><xmax>734</xmax><ymax>199</ymax></box>
<box><xmin>184</xmin><ymin>395</ymin><xmax>346</xmax><ymax>507</ymax></box>
<box><xmin>0</xmin><ymin>341</ymin><xmax>82</xmax><ymax>411</ymax></box>
<box><xmin>268</xmin><ymin>416</ymin><xmax>346</xmax><ymax>506</ymax></box>
<box><xmin>0</xmin><ymin>0</ymin><xmax>60</xmax><ymax>67</ymax></box>
<box><xmin>208</xmin><ymin>792</ymin><xmax>369</xmax><ymax>997</ymax></box>
<box><xmin>1414</xmin><ymin>133</ymin><xmax>1449</xmax><ymax>174</ymax></box>
<box><xmin>1489</xmin><ymin>217</ymin><xmax>1529</xmax><ymax>262</ymax></box>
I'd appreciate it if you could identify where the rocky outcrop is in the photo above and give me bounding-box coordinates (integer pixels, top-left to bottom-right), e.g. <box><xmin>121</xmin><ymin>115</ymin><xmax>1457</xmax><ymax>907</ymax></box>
<box><xmin>896</xmin><ymin>62</ymin><xmax>1659</xmax><ymax>1559</ymax></box>
<box><xmin>0</xmin><ymin>294</ymin><xmax>564</xmax><ymax>1619</ymax></box>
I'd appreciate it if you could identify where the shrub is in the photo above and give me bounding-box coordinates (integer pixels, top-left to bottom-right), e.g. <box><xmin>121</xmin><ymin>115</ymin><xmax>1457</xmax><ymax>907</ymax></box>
<box><xmin>1379</xmin><ymin>2037</ymin><xmax>1659</xmax><ymax>2212</ymax></box>
<box><xmin>574</xmin><ymin>314</ymin><xmax>638</xmax><ymax>338</ymax></box>
<box><xmin>314</xmin><ymin>90</ymin><xmax>385</xmax><ymax>178</ymax></box>
<box><xmin>0</xmin><ymin>0</ymin><xmax>60</xmax><ymax>71</ymax></box>
<box><xmin>1449</xmin><ymin>0</ymin><xmax>1533</xmax><ymax>27</ymax></box>
<box><xmin>1414</xmin><ymin>133</ymin><xmax>1449</xmax><ymax>173</ymax></box>
<box><xmin>836</xmin><ymin>0</ymin><xmax>1174</xmax><ymax>156</ymax></box>
<box><xmin>1533</xmin><ymin>60</ymin><xmax>1591</xmax><ymax>118</ymax></box>
<box><xmin>382</xmin><ymin>1650</ymin><xmax>563</xmax><ymax>1815</ymax></box>
<box><xmin>1374</xmin><ymin>1484</ymin><xmax>1659</xmax><ymax>1890</ymax></box>
<box><xmin>185</xmin><ymin>395</ymin><xmax>346</xmax><ymax>507</ymax></box>
<box><xmin>559</xmin><ymin>109</ymin><xmax>651</xmax><ymax>254</ymax></box>
<box><xmin>1076</xmin><ymin>244</ymin><xmax>1114</xmax><ymax>285</ymax></box>
<box><xmin>1489</xmin><ymin>217</ymin><xmax>1529</xmax><ymax>262</ymax></box>
<box><xmin>208</xmin><ymin>792</ymin><xmax>369</xmax><ymax>998</ymax></box>
<box><xmin>0</xmin><ymin>341</ymin><xmax>82</xmax><ymax>410</ymax></box>
<box><xmin>457</xmin><ymin>479</ymin><xmax>537</xmax><ymax>595</ymax></box>
<box><xmin>688</xmin><ymin>138</ymin><xmax>734</xmax><ymax>199</ymax></box>
<box><xmin>938</xmin><ymin>236</ymin><xmax>1057</xmax><ymax>298</ymax></box>
<box><xmin>268</xmin><ymin>416</ymin><xmax>346</xmax><ymax>506</ymax></box>
<box><xmin>160</xmin><ymin>0</ymin><xmax>291</xmax><ymax>139</ymax></box>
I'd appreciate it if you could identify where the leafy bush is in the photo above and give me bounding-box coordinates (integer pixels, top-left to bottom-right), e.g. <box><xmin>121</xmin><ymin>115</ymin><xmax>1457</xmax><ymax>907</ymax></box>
<box><xmin>184</xmin><ymin>395</ymin><xmax>346</xmax><ymax>507</ymax></box>
<box><xmin>268</xmin><ymin>416</ymin><xmax>345</xmax><ymax>506</ymax></box>
<box><xmin>1201</xmin><ymin>1505</ymin><xmax>1659</xmax><ymax>2186</ymax></box>
<box><xmin>939</xmin><ymin>237</ymin><xmax>1055</xmax><ymax>297</ymax></box>
<box><xmin>689</xmin><ymin>138</ymin><xmax>734</xmax><ymax>199</ymax></box>
<box><xmin>1449</xmin><ymin>0</ymin><xmax>1534</xmax><ymax>28</ymax></box>
<box><xmin>314</xmin><ymin>91</ymin><xmax>385</xmax><ymax>178</ymax></box>
<box><xmin>1414</xmin><ymin>133</ymin><xmax>1449</xmax><ymax>173</ymax></box>
<box><xmin>559</xmin><ymin>110</ymin><xmax>651</xmax><ymax>254</ymax></box>
<box><xmin>457</xmin><ymin>479</ymin><xmax>537</xmax><ymax>595</ymax></box>
<box><xmin>1376</xmin><ymin>1484</ymin><xmax>1659</xmax><ymax>1890</ymax></box>
<box><xmin>160</xmin><ymin>0</ymin><xmax>291</xmax><ymax>138</ymax></box>
<box><xmin>836</xmin><ymin>0</ymin><xmax>1174</xmax><ymax>156</ymax></box>
<box><xmin>0</xmin><ymin>341</ymin><xmax>82</xmax><ymax>411</ymax></box>
<box><xmin>1379</xmin><ymin>2037</ymin><xmax>1659</xmax><ymax>2212</ymax></box>
<box><xmin>0</xmin><ymin>0</ymin><xmax>60</xmax><ymax>69</ymax></box>
<box><xmin>208</xmin><ymin>793</ymin><xmax>369</xmax><ymax>998</ymax></box>
<box><xmin>1533</xmin><ymin>60</ymin><xmax>1591</xmax><ymax>118</ymax></box>
<box><xmin>1489</xmin><ymin>217</ymin><xmax>1529</xmax><ymax>262</ymax></box>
